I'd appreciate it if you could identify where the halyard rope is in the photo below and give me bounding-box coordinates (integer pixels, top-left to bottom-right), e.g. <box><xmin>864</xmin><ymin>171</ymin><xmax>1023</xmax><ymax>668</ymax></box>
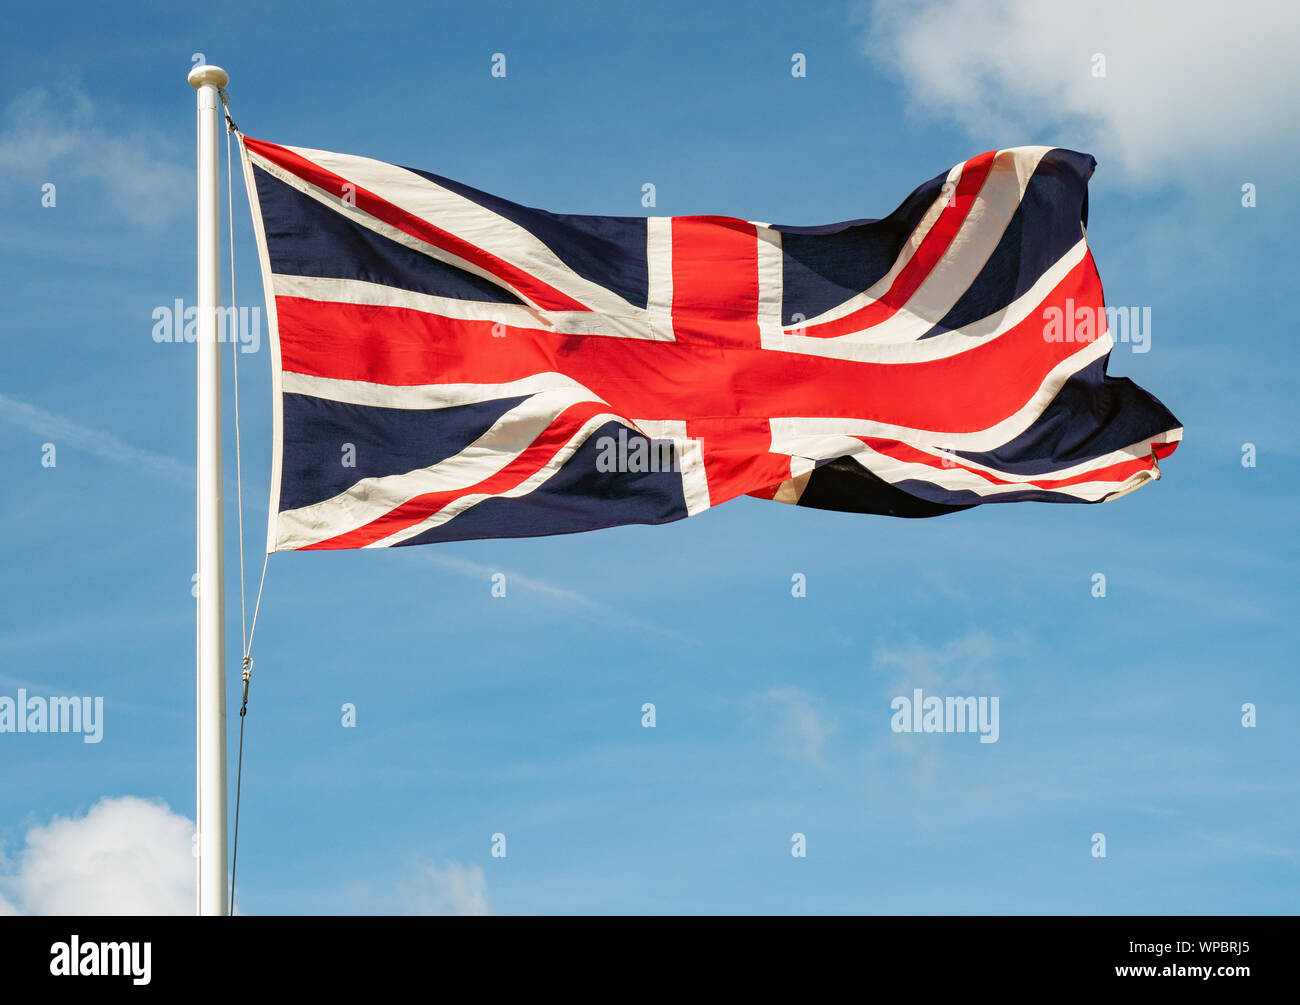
<box><xmin>220</xmin><ymin>87</ymin><xmax>269</xmax><ymax>915</ymax></box>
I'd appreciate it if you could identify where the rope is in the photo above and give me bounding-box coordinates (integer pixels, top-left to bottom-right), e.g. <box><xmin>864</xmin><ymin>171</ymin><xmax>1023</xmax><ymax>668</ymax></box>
<box><xmin>219</xmin><ymin>87</ymin><xmax>270</xmax><ymax>915</ymax></box>
<box><xmin>230</xmin><ymin>553</ymin><xmax>269</xmax><ymax>916</ymax></box>
<box><xmin>226</xmin><ymin>100</ymin><xmax>248</xmax><ymax>661</ymax></box>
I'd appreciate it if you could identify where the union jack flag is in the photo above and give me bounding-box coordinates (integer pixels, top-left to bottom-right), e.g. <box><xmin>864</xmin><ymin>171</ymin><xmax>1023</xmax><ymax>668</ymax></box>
<box><xmin>240</xmin><ymin>138</ymin><xmax>1181</xmax><ymax>551</ymax></box>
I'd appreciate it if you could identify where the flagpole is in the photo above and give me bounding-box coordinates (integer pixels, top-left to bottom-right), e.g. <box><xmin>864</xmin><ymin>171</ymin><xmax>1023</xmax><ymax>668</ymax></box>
<box><xmin>189</xmin><ymin>62</ymin><xmax>229</xmax><ymax>917</ymax></box>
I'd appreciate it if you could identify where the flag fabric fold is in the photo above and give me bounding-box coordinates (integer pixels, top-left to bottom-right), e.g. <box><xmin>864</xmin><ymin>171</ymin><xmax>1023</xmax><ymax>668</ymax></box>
<box><xmin>239</xmin><ymin>136</ymin><xmax>1181</xmax><ymax>552</ymax></box>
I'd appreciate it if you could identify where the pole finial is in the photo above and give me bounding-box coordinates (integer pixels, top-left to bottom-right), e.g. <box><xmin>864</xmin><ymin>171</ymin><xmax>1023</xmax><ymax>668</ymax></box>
<box><xmin>188</xmin><ymin>64</ymin><xmax>229</xmax><ymax>89</ymax></box>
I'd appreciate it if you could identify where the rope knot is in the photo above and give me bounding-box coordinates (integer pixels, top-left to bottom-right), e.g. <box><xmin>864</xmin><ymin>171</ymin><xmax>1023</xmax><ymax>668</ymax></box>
<box><xmin>217</xmin><ymin>86</ymin><xmax>239</xmax><ymax>134</ymax></box>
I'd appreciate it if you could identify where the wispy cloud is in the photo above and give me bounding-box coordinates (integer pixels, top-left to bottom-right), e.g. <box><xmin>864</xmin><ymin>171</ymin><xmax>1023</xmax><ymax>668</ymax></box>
<box><xmin>1192</xmin><ymin>829</ymin><xmax>1300</xmax><ymax>868</ymax></box>
<box><xmin>872</xmin><ymin>630</ymin><xmax>1008</xmax><ymax>698</ymax></box>
<box><xmin>0</xmin><ymin>391</ymin><xmax>191</xmax><ymax>487</ymax></box>
<box><xmin>414</xmin><ymin>551</ymin><xmax>691</xmax><ymax>643</ymax></box>
<box><xmin>407</xmin><ymin>859</ymin><xmax>491</xmax><ymax>916</ymax></box>
<box><xmin>861</xmin><ymin>0</ymin><xmax>1300</xmax><ymax>180</ymax></box>
<box><xmin>750</xmin><ymin>686</ymin><xmax>838</xmax><ymax>768</ymax></box>
<box><xmin>0</xmin><ymin>88</ymin><xmax>188</xmax><ymax>226</ymax></box>
<box><xmin>867</xmin><ymin>631</ymin><xmax>1015</xmax><ymax>786</ymax></box>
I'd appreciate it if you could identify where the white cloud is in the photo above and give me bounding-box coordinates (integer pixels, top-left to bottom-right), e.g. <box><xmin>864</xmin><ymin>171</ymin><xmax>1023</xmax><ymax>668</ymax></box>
<box><xmin>753</xmin><ymin>686</ymin><xmax>838</xmax><ymax>767</ymax></box>
<box><xmin>862</xmin><ymin>0</ymin><xmax>1300</xmax><ymax>179</ymax></box>
<box><xmin>415</xmin><ymin>551</ymin><xmax>690</xmax><ymax>643</ymax></box>
<box><xmin>0</xmin><ymin>796</ymin><xmax>194</xmax><ymax>915</ymax></box>
<box><xmin>409</xmin><ymin>859</ymin><xmax>491</xmax><ymax>916</ymax></box>
<box><xmin>872</xmin><ymin>630</ymin><xmax>1006</xmax><ymax>697</ymax></box>
<box><xmin>0</xmin><ymin>392</ymin><xmax>192</xmax><ymax>487</ymax></box>
<box><xmin>867</xmin><ymin>631</ymin><xmax>1017</xmax><ymax>785</ymax></box>
<box><xmin>0</xmin><ymin>88</ymin><xmax>189</xmax><ymax>226</ymax></box>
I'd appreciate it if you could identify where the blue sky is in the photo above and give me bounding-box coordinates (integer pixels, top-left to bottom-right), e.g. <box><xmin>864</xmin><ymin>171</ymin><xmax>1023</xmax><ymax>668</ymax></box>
<box><xmin>0</xmin><ymin>0</ymin><xmax>1296</xmax><ymax>914</ymax></box>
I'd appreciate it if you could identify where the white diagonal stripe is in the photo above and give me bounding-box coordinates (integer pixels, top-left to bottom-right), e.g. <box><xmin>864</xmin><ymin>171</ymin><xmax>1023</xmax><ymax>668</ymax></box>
<box><xmin>284</xmin><ymin>144</ymin><xmax>646</xmax><ymax>319</ymax></box>
<box><xmin>780</xmin><ymin>147</ymin><xmax>1055</xmax><ymax>345</ymax></box>
<box><xmin>276</xmin><ymin>387</ymin><xmax>619</xmax><ymax>549</ymax></box>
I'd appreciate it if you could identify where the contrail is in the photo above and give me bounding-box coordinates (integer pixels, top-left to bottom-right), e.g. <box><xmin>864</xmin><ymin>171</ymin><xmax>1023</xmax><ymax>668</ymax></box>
<box><xmin>0</xmin><ymin>392</ymin><xmax>192</xmax><ymax>487</ymax></box>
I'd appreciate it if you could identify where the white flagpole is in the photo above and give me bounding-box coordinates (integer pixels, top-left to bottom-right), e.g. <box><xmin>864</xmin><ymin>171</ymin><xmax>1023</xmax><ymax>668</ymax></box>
<box><xmin>189</xmin><ymin>62</ymin><xmax>229</xmax><ymax>917</ymax></box>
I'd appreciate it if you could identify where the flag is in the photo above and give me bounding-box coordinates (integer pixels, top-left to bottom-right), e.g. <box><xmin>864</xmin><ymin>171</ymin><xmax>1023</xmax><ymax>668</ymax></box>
<box><xmin>240</xmin><ymin>138</ymin><xmax>1181</xmax><ymax>551</ymax></box>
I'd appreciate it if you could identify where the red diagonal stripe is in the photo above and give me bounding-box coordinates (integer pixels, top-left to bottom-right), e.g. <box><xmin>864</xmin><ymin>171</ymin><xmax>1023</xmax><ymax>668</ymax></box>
<box><xmin>794</xmin><ymin>150</ymin><xmax>997</xmax><ymax>339</ymax></box>
<box><xmin>244</xmin><ymin>136</ymin><xmax>590</xmax><ymax>313</ymax></box>
<box><xmin>302</xmin><ymin>400</ymin><xmax>613</xmax><ymax>550</ymax></box>
<box><xmin>857</xmin><ymin>436</ymin><xmax>1175</xmax><ymax>490</ymax></box>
